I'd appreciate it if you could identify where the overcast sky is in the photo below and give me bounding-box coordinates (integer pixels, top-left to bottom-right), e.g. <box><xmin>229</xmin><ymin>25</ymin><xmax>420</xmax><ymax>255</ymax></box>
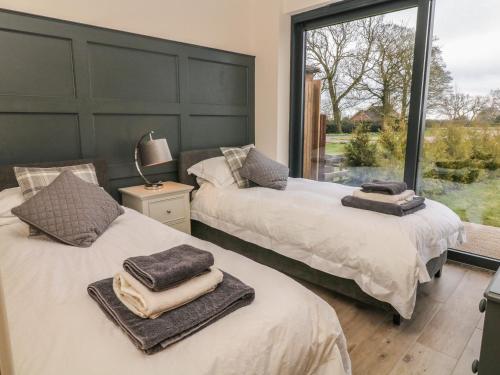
<box><xmin>388</xmin><ymin>0</ymin><xmax>500</xmax><ymax>96</ymax></box>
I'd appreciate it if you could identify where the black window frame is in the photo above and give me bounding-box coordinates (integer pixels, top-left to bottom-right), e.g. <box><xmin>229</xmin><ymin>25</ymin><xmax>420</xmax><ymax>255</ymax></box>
<box><xmin>289</xmin><ymin>0</ymin><xmax>500</xmax><ymax>270</ymax></box>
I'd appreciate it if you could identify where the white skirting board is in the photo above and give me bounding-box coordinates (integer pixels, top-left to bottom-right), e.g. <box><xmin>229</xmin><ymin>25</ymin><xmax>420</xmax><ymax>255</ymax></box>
<box><xmin>0</xmin><ymin>268</ymin><xmax>14</xmax><ymax>375</ymax></box>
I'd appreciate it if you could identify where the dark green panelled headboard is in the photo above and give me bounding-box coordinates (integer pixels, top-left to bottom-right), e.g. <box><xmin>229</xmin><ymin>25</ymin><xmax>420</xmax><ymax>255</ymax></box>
<box><xmin>0</xmin><ymin>9</ymin><xmax>255</xmax><ymax>199</ymax></box>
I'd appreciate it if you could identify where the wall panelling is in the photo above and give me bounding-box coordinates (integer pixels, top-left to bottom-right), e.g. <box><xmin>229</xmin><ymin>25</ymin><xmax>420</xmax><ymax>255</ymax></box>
<box><xmin>0</xmin><ymin>9</ymin><xmax>255</xmax><ymax>198</ymax></box>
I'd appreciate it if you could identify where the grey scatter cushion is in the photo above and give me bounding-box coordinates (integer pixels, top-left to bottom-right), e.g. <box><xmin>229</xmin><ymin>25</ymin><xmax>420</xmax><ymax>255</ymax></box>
<box><xmin>13</xmin><ymin>163</ymin><xmax>99</xmax><ymax>236</ymax></box>
<box><xmin>11</xmin><ymin>170</ymin><xmax>124</xmax><ymax>247</ymax></box>
<box><xmin>220</xmin><ymin>144</ymin><xmax>254</xmax><ymax>188</ymax></box>
<box><xmin>239</xmin><ymin>148</ymin><xmax>289</xmax><ymax>190</ymax></box>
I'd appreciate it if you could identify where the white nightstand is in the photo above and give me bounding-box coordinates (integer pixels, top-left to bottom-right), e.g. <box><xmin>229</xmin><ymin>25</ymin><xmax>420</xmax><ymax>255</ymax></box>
<box><xmin>119</xmin><ymin>182</ymin><xmax>194</xmax><ymax>234</ymax></box>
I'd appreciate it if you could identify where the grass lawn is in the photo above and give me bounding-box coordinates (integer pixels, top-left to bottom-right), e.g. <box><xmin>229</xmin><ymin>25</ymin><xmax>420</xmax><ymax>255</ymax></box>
<box><xmin>425</xmin><ymin>176</ymin><xmax>500</xmax><ymax>227</ymax></box>
<box><xmin>325</xmin><ymin>132</ymin><xmax>379</xmax><ymax>156</ymax></box>
<box><xmin>325</xmin><ymin>142</ymin><xmax>346</xmax><ymax>155</ymax></box>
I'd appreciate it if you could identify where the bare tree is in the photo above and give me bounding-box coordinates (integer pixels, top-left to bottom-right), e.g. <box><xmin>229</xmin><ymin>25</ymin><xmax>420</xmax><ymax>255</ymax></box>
<box><xmin>363</xmin><ymin>27</ymin><xmax>452</xmax><ymax>128</ymax></box>
<box><xmin>427</xmin><ymin>43</ymin><xmax>453</xmax><ymax>112</ymax></box>
<box><xmin>491</xmin><ymin>89</ymin><xmax>500</xmax><ymax>111</ymax></box>
<box><xmin>306</xmin><ymin>18</ymin><xmax>378</xmax><ymax>132</ymax></box>
<box><xmin>359</xmin><ymin>22</ymin><xmax>406</xmax><ymax>130</ymax></box>
<box><xmin>320</xmin><ymin>95</ymin><xmax>333</xmax><ymax>118</ymax></box>
<box><xmin>439</xmin><ymin>93</ymin><xmax>471</xmax><ymax>120</ymax></box>
<box><xmin>478</xmin><ymin>89</ymin><xmax>500</xmax><ymax>122</ymax></box>
<box><xmin>439</xmin><ymin>91</ymin><xmax>489</xmax><ymax>121</ymax></box>
<box><xmin>306</xmin><ymin>15</ymin><xmax>454</xmax><ymax>131</ymax></box>
<box><xmin>469</xmin><ymin>96</ymin><xmax>490</xmax><ymax>121</ymax></box>
<box><xmin>394</xmin><ymin>25</ymin><xmax>415</xmax><ymax>127</ymax></box>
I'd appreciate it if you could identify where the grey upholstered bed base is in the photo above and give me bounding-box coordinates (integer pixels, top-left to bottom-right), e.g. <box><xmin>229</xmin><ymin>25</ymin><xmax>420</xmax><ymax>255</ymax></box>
<box><xmin>192</xmin><ymin>220</ymin><xmax>446</xmax><ymax>325</ymax></box>
<box><xmin>179</xmin><ymin>148</ymin><xmax>447</xmax><ymax>324</ymax></box>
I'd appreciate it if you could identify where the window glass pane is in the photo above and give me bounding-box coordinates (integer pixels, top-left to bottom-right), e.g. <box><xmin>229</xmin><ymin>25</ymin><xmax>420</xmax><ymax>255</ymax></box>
<box><xmin>303</xmin><ymin>7</ymin><xmax>417</xmax><ymax>185</ymax></box>
<box><xmin>418</xmin><ymin>0</ymin><xmax>500</xmax><ymax>259</ymax></box>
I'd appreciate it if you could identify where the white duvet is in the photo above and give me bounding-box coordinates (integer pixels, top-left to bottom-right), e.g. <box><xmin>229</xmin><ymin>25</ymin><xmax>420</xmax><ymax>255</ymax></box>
<box><xmin>0</xmin><ymin>208</ymin><xmax>350</xmax><ymax>375</ymax></box>
<box><xmin>191</xmin><ymin>178</ymin><xmax>466</xmax><ymax>319</ymax></box>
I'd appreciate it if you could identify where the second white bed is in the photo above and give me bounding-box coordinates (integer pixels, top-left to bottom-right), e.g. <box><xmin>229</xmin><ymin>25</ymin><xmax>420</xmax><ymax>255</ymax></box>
<box><xmin>191</xmin><ymin>178</ymin><xmax>466</xmax><ymax>319</ymax></box>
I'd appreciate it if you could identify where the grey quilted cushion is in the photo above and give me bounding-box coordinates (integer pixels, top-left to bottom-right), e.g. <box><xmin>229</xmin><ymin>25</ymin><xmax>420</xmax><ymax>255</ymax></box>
<box><xmin>239</xmin><ymin>148</ymin><xmax>289</xmax><ymax>190</ymax></box>
<box><xmin>11</xmin><ymin>170</ymin><xmax>124</xmax><ymax>247</ymax></box>
<box><xmin>13</xmin><ymin>163</ymin><xmax>99</xmax><ymax>236</ymax></box>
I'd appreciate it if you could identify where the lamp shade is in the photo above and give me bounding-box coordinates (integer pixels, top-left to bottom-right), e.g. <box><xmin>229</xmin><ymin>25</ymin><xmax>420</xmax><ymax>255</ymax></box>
<box><xmin>139</xmin><ymin>138</ymin><xmax>172</xmax><ymax>167</ymax></box>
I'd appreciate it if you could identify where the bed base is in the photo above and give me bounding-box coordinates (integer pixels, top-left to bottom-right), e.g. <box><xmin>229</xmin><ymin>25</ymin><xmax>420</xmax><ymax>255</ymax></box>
<box><xmin>192</xmin><ymin>220</ymin><xmax>446</xmax><ymax>325</ymax></box>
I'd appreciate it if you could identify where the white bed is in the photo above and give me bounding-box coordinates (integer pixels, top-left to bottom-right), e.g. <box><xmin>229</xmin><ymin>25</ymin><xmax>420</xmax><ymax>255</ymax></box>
<box><xmin>0</xmin><ymin>205</ymin><xmax>350</xmax><ymax>375</ymax></box>
<box><xmin>191</xmin><ymin>178</ymin><xmax>466</xmax><ymax>319</ymax></box>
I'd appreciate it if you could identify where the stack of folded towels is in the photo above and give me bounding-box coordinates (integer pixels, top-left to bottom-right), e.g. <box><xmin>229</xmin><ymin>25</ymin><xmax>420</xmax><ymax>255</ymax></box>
<box><xmin>88</xmin><ymin>244</ymin><xmax>255</xmax><ymax>354</ymax></box>
<box><xmin>341</xmin><ymin>180</ymin><xmax>426</xmax><ymax>216</ymax></box>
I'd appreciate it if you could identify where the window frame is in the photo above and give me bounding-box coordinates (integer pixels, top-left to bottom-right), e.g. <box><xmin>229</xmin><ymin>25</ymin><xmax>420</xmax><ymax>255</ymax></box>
<box><xmin>289</xmin><ymin>0</ymin><xmax>500</xmax><ymax>270</ymax></box>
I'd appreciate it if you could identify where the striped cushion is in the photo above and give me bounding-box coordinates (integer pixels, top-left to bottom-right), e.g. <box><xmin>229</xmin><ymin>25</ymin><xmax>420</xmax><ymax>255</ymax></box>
<box><xmin>13</xmin><ymin>163</ymin><xmax>99</xmax><ymax>235</ymax></box>
<box><xmin>220</xmin><ymin>145</ymin><xmax>254</xmax><ymax>188</ymax></box>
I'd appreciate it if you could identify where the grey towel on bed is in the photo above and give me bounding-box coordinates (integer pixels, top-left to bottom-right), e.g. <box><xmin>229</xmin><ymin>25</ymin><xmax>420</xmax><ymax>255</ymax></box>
<box><xmin>341</xmin><ymin>195</ymin><xmax>426</xmax><ymax>216</ymax></box>
<box><xmin>88</xmin><ymin>271</ymin><xmax>255</xmax><ymax>354</ymax></box>
<box><xmin>360</xmin><ymin>180</ymin><xmax>408</xmax><ymax>195</ymax></box>
<box><xmin>123</xmin><ymin>245</ymin><xmax>214</xmax><ymax>291</ymax></box>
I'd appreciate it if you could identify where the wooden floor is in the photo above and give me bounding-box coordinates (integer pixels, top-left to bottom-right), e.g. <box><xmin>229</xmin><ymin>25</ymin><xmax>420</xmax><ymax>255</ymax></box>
<box><xmin>302</xmin><ymin>261</ymin><xmax>494</xmax><ymax>375</ymax></box>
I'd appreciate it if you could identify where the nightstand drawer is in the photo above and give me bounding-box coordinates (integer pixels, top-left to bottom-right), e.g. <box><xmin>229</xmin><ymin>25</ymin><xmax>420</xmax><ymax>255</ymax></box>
<box><xmin>148</xmin><ymin>195</ymin><xmax>186</xmax><ymax>223</ymax></box>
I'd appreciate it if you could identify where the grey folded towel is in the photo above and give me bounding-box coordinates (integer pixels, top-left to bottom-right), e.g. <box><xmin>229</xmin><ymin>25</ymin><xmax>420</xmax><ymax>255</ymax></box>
<box><xmin>341</xmin><ymin>195</ymin><xmax>426</xmax><ymax>216</ymax></box>
<box><xmin>360</xmin><ymin>180</ymin><xmax>408</xmax><ymax>195</ymax></box>
<box><xmin>88</xmin><ymin>271</ymin><xmax>255</xmax><ymax>354</ymax></box>
<box><xmin>123</xmin><ymin>245</ymin><xmax>214</xmax><ymax>291</ymax></box>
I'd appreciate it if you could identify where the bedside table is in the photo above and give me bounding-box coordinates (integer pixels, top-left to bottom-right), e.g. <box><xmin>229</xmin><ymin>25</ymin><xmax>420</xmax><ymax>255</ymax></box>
<box><xmin>119</xmin><ymin>182</ymin><xmax>194</xmax><ymax>234</ymax></box>
<box><xmin>473</xmin><ymin>268</ymin><xmax>500</xmax><ymax>375</ymax></box>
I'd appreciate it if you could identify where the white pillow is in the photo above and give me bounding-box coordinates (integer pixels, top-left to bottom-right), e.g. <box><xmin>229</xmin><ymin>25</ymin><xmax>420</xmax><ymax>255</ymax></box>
<box><xmin>0</xmin><ymin>187</ymin><xmax>23</xmax><ymax>226</ymax></box>
<box><xmin>187</xmin><ymin>156</ymin><xmax>235</xmax><ymax>188</ymax></box>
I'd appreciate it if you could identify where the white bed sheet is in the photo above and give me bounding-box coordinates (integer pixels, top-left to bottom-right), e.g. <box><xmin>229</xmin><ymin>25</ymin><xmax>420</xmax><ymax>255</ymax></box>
<box><xmin>191</xmin><ymin>178</ymin><xmax>466</xmax><ymax>319</ymax></box>
<box><xmin>0</xmin><ymin>208</ymin><xmax>350</xmax><ymax>375</ymax></box>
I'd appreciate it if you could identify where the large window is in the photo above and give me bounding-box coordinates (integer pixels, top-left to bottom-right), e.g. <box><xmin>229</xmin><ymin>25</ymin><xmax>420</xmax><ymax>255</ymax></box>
<box><xmin>418</xmin><ymin>0</ymin><xmax>500</xmax><ymax>260</ymax></box>
<box><xmin>303</xmin><ymin>7</ymin><xmax>417</xmax><ymax>184</ymax></box>
<box><xmin>290</xmin><ymin>0</ymin><xmax>500</xmax><ymax>266</ymax></box>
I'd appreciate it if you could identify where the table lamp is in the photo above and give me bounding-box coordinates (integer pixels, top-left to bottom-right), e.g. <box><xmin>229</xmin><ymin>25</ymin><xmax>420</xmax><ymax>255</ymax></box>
<box><xmin>134</xmin><ymin>130</ymin><xmax>172</xmax><ymax>190</ymax></box>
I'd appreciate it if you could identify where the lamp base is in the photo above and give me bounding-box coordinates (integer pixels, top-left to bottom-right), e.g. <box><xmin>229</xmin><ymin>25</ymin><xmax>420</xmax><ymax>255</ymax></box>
<box><xmin>144</xmin><ymin>182</ymin><xmax>163</xmax><ymax>190</ymax></box>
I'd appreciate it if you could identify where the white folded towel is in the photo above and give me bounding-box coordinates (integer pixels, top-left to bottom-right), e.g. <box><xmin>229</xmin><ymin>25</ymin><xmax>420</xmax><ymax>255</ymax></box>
<box><xmin>113</xmin><ymin>267</ymin><xmax>224</xmax><ymax>319</ymax></box>
<box><xmin>353</xmin><ymin>189</ymin><xmax>415</xmax><ymax>204</ymax></box>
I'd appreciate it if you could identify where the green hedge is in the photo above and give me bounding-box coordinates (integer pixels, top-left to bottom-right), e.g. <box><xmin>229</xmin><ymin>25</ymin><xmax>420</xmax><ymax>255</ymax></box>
<box><xmin>435</xmin><ymin>160</ymin><xmax>472</xmax><ymax>169</ymax></box>
<box><xmin>424</xmin><ymin>167</ymin><xmax>480</xmax><ymax>184</ymax></box>
<box><xmin>435</xmin><ymin>159</ymin><xmax>499</xmax><ymax>171</ymax></box>
<box><xmin>326</xmin><ymin>120</ymin><xmax>381</xmax><ymax>134</ymax></box>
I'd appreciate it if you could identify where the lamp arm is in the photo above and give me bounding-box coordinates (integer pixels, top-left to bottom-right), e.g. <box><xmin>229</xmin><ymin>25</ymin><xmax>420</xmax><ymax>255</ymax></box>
<box><xmin>134</xmin><ymin>131</ymin><xmax>154</xmax><ymax>185</ymax></box>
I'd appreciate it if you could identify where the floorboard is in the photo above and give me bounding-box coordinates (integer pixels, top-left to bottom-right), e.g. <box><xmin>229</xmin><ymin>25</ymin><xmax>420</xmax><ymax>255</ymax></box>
<box><xmin>417</xmin><ymin>268</ymin><xmax>490</xmax><ymax>359</ymax></box>
<box><xmin>388</xmin><ymin>342</ymin><xmax>456</xmax><ymax>375</ymax></box>
<box><xmin>451</xmin><ymin>328</ymin><xmax>483</xmax><ymax>375</ymax></box>
<box><xmin>348</xmin><ymin>293</ymin><xmax>441</xmax><ymax>375</ymax></box>
<box><xmin>303</xmin><ymin>262</ymin><xmax>493</xmax><ymax>375</ymax></box>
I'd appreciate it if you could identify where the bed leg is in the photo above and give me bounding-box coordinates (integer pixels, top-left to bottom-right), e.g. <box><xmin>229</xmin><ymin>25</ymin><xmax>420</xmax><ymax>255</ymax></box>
<box><xmin>392</xmin><ymin>313</ymin><xmax>401</xmax><ymax>326</ymax></box>
<box><xmin>435</xmin><ymin>269</ymin><xmax>442</xmax><ymax>278</ymax></box>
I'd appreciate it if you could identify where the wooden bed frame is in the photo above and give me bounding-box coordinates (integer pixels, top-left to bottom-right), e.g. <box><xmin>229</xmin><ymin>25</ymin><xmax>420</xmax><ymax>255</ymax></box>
<box><xmin>0</xmin><ymin>159</ymin><xmax>109</xmax><ymax>375</ymax></box>
<box><xmin>179</xmin><ymin>148</ymin><xmax>447</xmax><ymax>325</ymax></box>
